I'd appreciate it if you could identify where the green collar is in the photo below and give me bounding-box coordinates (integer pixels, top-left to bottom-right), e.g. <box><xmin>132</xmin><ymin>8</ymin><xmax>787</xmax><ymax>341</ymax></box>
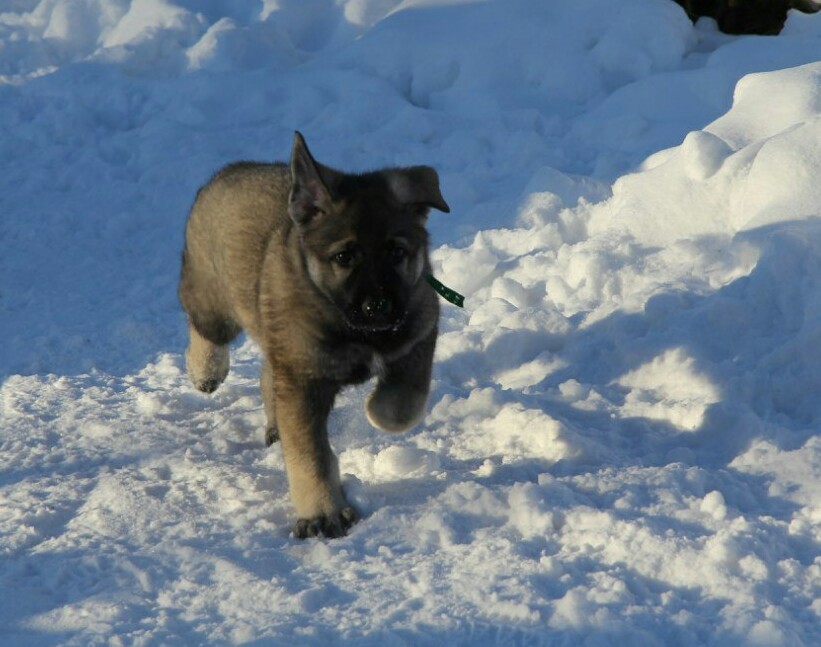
<box><xmin>424</xmin><ymin>273</ymin><xmax>465</xmax><ymax>308</ymax></box>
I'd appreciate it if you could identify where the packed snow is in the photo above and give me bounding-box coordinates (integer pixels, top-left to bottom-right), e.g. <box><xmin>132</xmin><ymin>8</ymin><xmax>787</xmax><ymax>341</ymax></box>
<box><xmin>1</xmin><ymin>0</ymin><xmax>820</xmax><ymax>645</ymax></box>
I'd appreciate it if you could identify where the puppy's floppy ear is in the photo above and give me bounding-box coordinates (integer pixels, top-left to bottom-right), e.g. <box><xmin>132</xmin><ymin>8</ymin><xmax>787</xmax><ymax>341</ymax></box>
<box><xmin>289</xmin><ymin>132</ymin><xmax>339</xmax><ymax>226</ymax></box>
<box><xmin>385</xmin><ymin>166</ymin><xmax>450</xmax><ymax>214</ymax></box>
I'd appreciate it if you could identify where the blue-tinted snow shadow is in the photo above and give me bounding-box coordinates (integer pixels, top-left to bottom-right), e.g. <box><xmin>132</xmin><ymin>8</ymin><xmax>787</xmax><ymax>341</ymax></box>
<box><xmin>558</xmin><ymin>220</ymin><xmax>821</xmax><ymax>460</ymax></box>
<box><xmin>444</xmin><ymin>218</ymin><xmax>821</xmax><ymax>467</ymax></box>
<box><xmin>0</xmin><ymin>537</ymin><xmax>322</xmax><ymax>647</ymax></box>
<box><xmin>0</xmin><ymin>0</ymin><xmax>723</xmax><ymax>384</ymax></box>
<box><xmin>0</xmin><ymin>62</ymin><xmax>215</xmax><ymax>382</ymax></box>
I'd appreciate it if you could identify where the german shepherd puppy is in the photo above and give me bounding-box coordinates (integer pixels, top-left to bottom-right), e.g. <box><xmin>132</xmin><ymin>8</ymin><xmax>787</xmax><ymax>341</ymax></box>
<box><xmin>179</xmin><ymin>133</ymin><xmax>449</xmax><ymax>539</ymax></box>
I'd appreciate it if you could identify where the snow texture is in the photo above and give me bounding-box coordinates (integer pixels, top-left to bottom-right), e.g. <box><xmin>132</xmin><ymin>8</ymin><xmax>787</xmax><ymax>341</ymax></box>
<box><xmin>1</xmin><ymin>1</ymin><xmax>820</xmax><ymax>645</ymax></box>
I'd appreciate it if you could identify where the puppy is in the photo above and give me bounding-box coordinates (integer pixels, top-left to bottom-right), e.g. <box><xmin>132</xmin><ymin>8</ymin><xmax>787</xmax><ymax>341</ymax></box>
<box><xmin>179</xmin><ymin>133</ymin><xmax>449</xmax><ymax>538</ymax></box>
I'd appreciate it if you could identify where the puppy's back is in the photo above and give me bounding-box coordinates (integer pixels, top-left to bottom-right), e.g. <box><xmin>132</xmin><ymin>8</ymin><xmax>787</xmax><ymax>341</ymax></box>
<box><xmin>191</xmin><ymin>162</ymin><xmax>291</xmax><ymax>236</ymax></box>
<box><xmin>182</xmin><ymin>162</ymin><xmax>292</xmax><ymax>339</ymax></box>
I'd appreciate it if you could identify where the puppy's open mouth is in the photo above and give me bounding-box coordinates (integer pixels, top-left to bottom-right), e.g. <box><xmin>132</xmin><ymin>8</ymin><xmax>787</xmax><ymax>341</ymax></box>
<box><xmin>343</xmin><ymin>314</ymin><xmax>407</xmax><ymax>334</ymax></box>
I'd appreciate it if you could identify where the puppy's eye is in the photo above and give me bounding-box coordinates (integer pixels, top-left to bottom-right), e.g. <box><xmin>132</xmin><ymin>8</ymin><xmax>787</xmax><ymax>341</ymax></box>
<box><xmin>389</xmin><ymin>246</ymin><xmax>408</xmax><ymax>264</ymax></box>
<box><xmin>332</xmin><ymin>250</ymin><xmax>355</xmax><ymax>267</ymax></box>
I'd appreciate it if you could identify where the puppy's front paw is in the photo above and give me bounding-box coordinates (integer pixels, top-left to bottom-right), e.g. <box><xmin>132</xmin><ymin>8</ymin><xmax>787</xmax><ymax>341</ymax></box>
<box><xmin>293</xmin><ymin>506</ymin><xmax>358</xmax><ymax>539</ymax></box>
<box><xmin>366</xmin><ymin>384</ymin><xmax>427</xmax><ymax>433</ymax></box>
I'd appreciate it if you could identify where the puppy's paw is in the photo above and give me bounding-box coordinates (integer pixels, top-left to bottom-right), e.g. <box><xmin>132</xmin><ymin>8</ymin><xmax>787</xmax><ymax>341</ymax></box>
<box><xmin>365</xmin><ymin>384</ymin><xmax>427</xmax><ymax>433</ymax></box>
<box><xmin>264</xmin><ymin>424</ymin><xmax>280</xmax><ymax>446</ymax></box>
<box><xmin>293</xmin><ymin>506</ymin><xmax>358</xmax><ymax>539</ymax></box>
<box><xmin>194</xmin><ymin>378</ymin><xmax>221</xmax><ymax>394</ymax></box>
<box><xmin>185</xmin><ymin>343</ymin><xmax>229</xmax><ymax>394</ymax></box>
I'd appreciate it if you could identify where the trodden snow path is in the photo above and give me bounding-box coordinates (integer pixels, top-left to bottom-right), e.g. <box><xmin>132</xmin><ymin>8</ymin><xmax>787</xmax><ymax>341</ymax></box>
<box><xmin>1</xmin><ymin>1</ymin><xmax>820</xmax><ymax>645</ymax></box>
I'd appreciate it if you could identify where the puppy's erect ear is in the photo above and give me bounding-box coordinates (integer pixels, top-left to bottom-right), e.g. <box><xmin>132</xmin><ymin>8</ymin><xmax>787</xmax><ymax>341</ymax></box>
<box><xmin>289</xmin><ymin>132</ymin><xmax>338</xmax><ymax>226</ymax></box>
<box><xmin>385</xmin><ymin>166</ymin><xmax>450</xmax><ymax>214</ymax></box>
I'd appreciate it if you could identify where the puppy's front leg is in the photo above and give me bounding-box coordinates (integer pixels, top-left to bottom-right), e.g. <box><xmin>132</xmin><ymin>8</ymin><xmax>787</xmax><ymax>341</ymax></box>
<box><xmin>366</xmin><ymin>326</ymin><xmax>437</xmax><ymax>433</ymax></box>
<box><xmin>273</xmin><ymin>372</ymin><xmax>357</xmax><ymax>538</ymax></box>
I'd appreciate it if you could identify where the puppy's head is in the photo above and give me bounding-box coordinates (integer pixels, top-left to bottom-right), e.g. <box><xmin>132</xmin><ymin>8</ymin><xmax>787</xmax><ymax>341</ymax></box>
<box><xmin>288</xmin><ymin>132</ymin><xmax>449</xmax><ymax>332</ymax></box>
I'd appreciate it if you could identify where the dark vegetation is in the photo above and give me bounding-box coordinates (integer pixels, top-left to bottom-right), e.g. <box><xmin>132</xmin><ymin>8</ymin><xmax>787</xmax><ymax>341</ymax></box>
<box><xmin>673</xmin><ymin>0</ymin><xmax>820</xmax><ymax>34</ymax></box>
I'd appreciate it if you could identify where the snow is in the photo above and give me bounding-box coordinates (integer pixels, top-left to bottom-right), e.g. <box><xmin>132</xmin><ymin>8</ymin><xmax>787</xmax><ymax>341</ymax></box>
<box><xmin>1</xmin><ymin>0</ymin><xmax>820</xmax><ymax>644</ymax></box>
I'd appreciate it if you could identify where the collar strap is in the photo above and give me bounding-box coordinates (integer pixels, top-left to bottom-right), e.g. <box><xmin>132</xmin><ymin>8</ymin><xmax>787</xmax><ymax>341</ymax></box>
<box><xmin>424</xmin><ymin>273</ymin><xmax>465</xmax><ymax>307</ymax></box>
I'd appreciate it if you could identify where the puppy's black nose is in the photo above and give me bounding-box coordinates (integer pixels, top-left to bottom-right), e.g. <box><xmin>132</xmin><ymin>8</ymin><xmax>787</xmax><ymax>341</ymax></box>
<box><xmin>362</xmin><ymin>297</ymin><xmax>391</xmax><ymax>318</ymax></box>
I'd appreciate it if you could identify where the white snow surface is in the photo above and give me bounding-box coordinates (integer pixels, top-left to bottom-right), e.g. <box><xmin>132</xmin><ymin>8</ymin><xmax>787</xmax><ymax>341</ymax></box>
<box><xmin>1</xmin><ymin>0</ymin><xmax>820</xmax><ymax>645</ymax></box>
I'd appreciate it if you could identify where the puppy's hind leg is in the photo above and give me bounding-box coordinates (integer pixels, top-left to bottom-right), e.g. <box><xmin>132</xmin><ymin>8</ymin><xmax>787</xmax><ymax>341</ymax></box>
<box><xmin>179</xmin><ymin>246</ymin><xmax>241</xmax><ymax>393</ymax></box>
<box><xmin>185</xmin><ymin>322</ymin><xmax>231</xmax><ymax>394</ymax></box>
<box><xmin>261</xmin><ymin>358</ymin><xmax>280</xmax><ymax>446</ymax></box>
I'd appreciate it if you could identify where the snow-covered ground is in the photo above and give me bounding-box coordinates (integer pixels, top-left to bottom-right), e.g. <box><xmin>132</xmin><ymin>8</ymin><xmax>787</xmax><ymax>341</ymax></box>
<box><xmin>1</xmin><ymin>0</ymin><xmax>820</xmax><ymax>645</ymax></box>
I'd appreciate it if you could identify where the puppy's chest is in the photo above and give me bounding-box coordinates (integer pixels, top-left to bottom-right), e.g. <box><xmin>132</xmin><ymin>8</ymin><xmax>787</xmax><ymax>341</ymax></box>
<box><xmin>315</xmin><ymin>341</ymin><xmax>386</xmax><ymax>384</ymax></box>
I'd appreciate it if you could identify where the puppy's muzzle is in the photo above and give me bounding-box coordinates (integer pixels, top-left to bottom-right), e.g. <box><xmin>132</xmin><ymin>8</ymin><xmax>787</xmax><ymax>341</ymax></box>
<box><xmin>362</xmin><ymin>296</ymin><xmax>392</xmax><ymax>319</ymax></box>
<box><xmin>348</xmin><ymin>296</ymin><xmax>404</xmax><ymax>332</ymax></box>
